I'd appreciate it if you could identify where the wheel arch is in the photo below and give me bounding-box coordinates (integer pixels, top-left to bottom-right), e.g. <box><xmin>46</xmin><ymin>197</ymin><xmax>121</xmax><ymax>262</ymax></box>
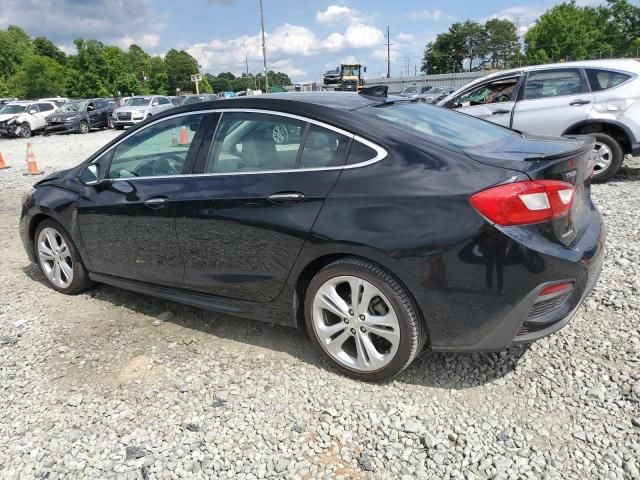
<box><xmin>563</xmin><ymin>120</ymin><xmax>632</xmax><ymax>154</ymax></box>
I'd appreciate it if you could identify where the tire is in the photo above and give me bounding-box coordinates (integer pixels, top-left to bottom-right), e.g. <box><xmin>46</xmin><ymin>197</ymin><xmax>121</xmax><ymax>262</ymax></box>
<box><xmin>107</xmin><ymin>117</ymin><xmax>114</xmax><ymax>129</ymax></box>
<box><xmin>115</xmin><ymin>125</ymin><xmax>125</xmax><ymax>130</ymax></box>
<box><xmin>34</xmin><ymin>219</ymin><xmax>93</xmax><ymax>295</ymax></box>
<box><xmin>588</xmin><ymin>132</ymin><xmax>623</xmax><ymax>183</ymax></box>
<box><xmin>20</xmin><ymin>122</ymin><xmax>32</xmax><ymax>138</ymax></box>
<box><xmin>304</xmin><ymin>257</ymin><xmax>427</xmax><ymax>381</ymax></box>
<box><xmin>79</xmin><ymin>120</ymin><xmax>89</xmax><ymax>134</ymax></box>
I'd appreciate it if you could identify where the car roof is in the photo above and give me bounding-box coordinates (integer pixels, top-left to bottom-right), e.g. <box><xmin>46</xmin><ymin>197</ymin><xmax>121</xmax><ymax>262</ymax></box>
<box><xmin>207</xmin><ymin>92</ymin><xmax>409</xmax><ymax>111</ymax></box>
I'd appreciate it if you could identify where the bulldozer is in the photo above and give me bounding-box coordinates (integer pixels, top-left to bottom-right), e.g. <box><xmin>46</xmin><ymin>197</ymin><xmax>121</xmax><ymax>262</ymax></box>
<box><xmin>335</xmin><ymin>64</ymin><xmax>366</xmax><ymax>92</ymax></box>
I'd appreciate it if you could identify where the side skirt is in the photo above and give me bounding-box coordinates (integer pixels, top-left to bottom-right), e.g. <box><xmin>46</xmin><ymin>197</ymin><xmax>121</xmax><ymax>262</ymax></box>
<box><xmin>89</xmin><ymin>272</ymin><xmax>294</xmax><ymax>326</ymax></box>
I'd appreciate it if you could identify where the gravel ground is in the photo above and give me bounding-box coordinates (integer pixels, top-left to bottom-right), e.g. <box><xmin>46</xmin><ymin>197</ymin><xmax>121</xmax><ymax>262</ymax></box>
<box><xmin>0</xmin><ymin>132</ymin><xmax>639</xmax><ymax>479</ymax></box>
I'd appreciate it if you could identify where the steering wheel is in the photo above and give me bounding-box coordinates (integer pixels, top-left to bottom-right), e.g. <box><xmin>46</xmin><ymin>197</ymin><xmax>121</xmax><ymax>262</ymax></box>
<box><xmin>153</xmin><ymin>153</ymin><xmax>184</xmax><ymax>176</ymax></box>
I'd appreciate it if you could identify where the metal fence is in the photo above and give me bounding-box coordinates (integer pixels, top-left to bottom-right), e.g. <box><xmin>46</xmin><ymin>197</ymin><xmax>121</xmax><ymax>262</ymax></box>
<box><xmin>365</xmin><ymin>72</ymin><xmax>487</xmax><ymax>94</ymax></box>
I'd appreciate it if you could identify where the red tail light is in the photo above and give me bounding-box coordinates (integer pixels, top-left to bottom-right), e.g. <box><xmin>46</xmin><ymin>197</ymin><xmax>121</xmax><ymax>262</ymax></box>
<box><xmin>470</xmin><ymin>180</ymin><xmax>575</xmax><ymax>226</ymax></box>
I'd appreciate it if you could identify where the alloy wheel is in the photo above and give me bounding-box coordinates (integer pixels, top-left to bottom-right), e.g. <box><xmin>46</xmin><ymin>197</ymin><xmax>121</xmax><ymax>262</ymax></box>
<box><xmin>20</xmin><ymin>123</ymin><xmax>31</xmax><ymax>138</ymax></box>
<box><xmin>79</xmin><ymin>121</ymin><xmax>89</xmax><ymax>134</ymax></box>
<box><xmin>593</xmin><ymin>142</ymin><xmax>612</xmax><ymax>173</ymax></box>
<box><xmin>312</xmin><ymin>275</ymin><xmax>400</xmax><ymax>372</ymax></box>
<box><xmin>37</xmin><ymin>227</ymin><xmax>73</xmax><ymax>289</ymax></box>
<box><xmin>272</xmin><ymin>124</ymin><xmax>289</xmax><ymax>144</ymax></box>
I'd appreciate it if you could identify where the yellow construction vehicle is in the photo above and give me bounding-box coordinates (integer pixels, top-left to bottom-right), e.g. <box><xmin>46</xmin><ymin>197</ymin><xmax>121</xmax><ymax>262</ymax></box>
<box><xmin>336</xmin><ymin>64</ymin><xmax>366</xmax><ymax>92</ymax></box>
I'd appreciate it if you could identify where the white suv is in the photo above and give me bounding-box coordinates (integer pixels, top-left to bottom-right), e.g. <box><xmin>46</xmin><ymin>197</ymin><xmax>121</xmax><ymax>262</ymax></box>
<box><xmin>0</xmin><ymin>101</ymin><xmax>58</xmax><ymax>138</ymax></box>
<box><xmin>438</xmin><ymin>59</ymin><xmax>640</xmax><ymax>182</ymax></box>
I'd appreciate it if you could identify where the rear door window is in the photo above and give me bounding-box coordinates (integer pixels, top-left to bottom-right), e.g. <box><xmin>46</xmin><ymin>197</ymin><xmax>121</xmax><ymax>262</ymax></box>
<box><xmin>35</xmin><ymin>103</ymin><xmax>54</xmax><ymax>112</ymax></box>
<box><xmin>523</xmin><ymin>69</ymin><xmax>585</xmax><ymax>100</ymax></box>
<box><xmin>298</xmin><ymin>125</ymin><xmax>350</xmax><ymax>169</ymax></box>
<box><xmin>585</xmin><ymin>69</ymin><xmax>631</xmax><ymax>92</ymax></box>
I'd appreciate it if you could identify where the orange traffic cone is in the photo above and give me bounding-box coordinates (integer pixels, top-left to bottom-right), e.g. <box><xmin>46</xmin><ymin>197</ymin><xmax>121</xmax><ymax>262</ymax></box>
<box><xmin>0</xmin><ymin>151</ymin><xmax>9</xmax><ymax>170</ymax></box>
<box><xmin>171</xmin><ymin>130</ymin><xmax>177</xmax><ymax>146</ymax></box>
<box><xmin>24</xmin><ymin>143</ymin><xmax>43</xmax><ymax>175</ymax></box>
<box><xmin>179</xmin><ymin>126</ymin><xmax>189</xmax><ymax>145</ymax></box>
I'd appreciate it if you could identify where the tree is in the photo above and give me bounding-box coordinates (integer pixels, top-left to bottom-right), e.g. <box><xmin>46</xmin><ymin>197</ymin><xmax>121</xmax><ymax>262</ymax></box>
<box><xmin>603</xmin><ymin>0</ymin><xmax>640</xmax><ymax>57</ymax></box>
<box><xmin>267</xmin><ymin>70</ymin><xmax>292</xmax><ymax>87</ymax></box>
<box><xmin>112</xmin><ymin>72</ymin><xmax>143</xmax><ymax>96</ymax></box>
<box><xmin>127</xmin><ymin>44</ymin><xmax>151</xmax><ymax>88</ymax></box>
<box><xmin>165</xmin><ymin>49</ymin><xmax>199</xmax><ymax>93</ymax></box>
<box><xmin>33</xmin><ymin>36</ymin><xmax>66</xmax><ymax>64</ymax></box>
<box><xmin>524</xmin><ymin>2</ymin><xmax>609</xmax><ymax>63</ymax></box>
<box><xmin>0</xmin><ymin>26</ymin><xmax>33</xmax><ymax>79</ymax></box>
<box><xmin>422</xmin><ymin>30</ymin><xmax>466</xmax><ymax>74</ymax></box>
<box><xmin>484</xmin><ymin>19</ymin><xmax>520</xmax><ymax>69</ymax></box>
<box><xmin>7</xmin><ymin>53</ymin><xmax>66</xmax><ymax>98</ymax></box>
<box><xmin>458</xmin><ymin>20</ymin><xmax>487</xmax><ymax>71</ymax></box>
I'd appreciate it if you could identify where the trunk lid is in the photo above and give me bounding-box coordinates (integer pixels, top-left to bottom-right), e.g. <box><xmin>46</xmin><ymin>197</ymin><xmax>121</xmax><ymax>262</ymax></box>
<box><xmin>465</xmin><ymin>134</ymin><xmax>596</xmax><ymax>247</ymax></box>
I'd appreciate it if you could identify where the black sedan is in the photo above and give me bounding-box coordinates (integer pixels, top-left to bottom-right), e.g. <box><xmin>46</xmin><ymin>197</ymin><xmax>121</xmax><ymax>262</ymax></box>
<box><xmin>19</xmin><ymin>88</ymin><xmax>605</xmax><ymax>381</ymax></box>
<box><xmin>45</xmin><ymin>98</ymin><xmax>113</xmax><ymax>134</ymax></box>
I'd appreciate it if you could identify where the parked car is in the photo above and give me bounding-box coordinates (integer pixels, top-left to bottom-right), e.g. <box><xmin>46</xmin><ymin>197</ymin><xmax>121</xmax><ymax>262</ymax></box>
<box><xmin>421</xmin><ymin>86</ymin><xmax>455</xmax><ymax>104</ymax></box>
<box><xmin>0</xmin><ymin>101</ymin><xmax>57</xmax><ymax>137</ymax></box>
<box><xmin>438</xmin><ymin>59</ymin><xmax>640</xmax><ymax>182</ymax></box>
<box><xmin>45</xmin><ymin>98</ymin><xmax>114</xmax><ymax>134</ymax></box>
<box><xmin>323</xmin><ymin>68</ymin><xmax>341</xmax><ymax>85</ymax></box>
<box><xmin>170</xmin><ymin>96</ymin><xmax>186</xmax><ymax>107</ymax></box>
<box><xmin>20</xmin><ymin>88</ymin><xmax>604</xmax><ymax>381</ymax></box>
<box><xmin>111</xmin><ymin>95</ymin><xmax>174</xmax><ymax>129</ymax></box>
<box><xmin>398</xmin><ymin>85</ymin><xmax>432</xmax><ymax>99</ymax></box>
<box><xmin>0</xmin><ymin>98</ymin><xmax>18</xmax><ymax>106</ymax></box>
<box><xmin>218</xmin><ymin>92</ymin><xmax>237</xmax><ymax>99</ymax></box>
<box><xmin>39</xmin><ymin>97</ymin><xmax>69</xmax><ymax>108</ymax></box>
<box><xmin>181</xmin><ymin>94</ymin><xmax>218</xmax><ymax>106</ymax></box>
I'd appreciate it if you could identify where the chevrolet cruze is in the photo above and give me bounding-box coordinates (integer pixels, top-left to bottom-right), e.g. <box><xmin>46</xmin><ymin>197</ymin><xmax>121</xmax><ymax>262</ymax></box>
<box><xmin>20</xmin><ymin>88</ymin><xmax>605</xmax><ymax>380</ymax></box>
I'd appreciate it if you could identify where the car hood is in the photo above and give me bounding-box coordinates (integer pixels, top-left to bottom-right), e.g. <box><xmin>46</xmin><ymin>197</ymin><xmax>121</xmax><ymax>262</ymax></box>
<box><xmin>115</xmin><ymin>105</ymin><xmax>150</xmax><ymax>113</ymax></box>
<box><xmin>0</xmin><ymin>113</ymin><xmax>24</xmax><ymax>122</ymax></box>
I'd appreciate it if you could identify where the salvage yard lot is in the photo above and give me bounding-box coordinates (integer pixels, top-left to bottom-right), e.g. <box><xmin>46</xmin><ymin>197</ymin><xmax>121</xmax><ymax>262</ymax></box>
<box><xmin>0</xmin><ymin>132</ymin><xmax>639</xmax><ymax>479</ymax></box>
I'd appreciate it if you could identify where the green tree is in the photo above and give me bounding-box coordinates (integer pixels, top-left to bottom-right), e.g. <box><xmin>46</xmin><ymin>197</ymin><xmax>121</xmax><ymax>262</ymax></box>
<box><xmin>33</xmin><ymin>36</ymin><xmax>66</xmax><ymax>64</ymax></box>
<box><xmin>165</xmin><ymin>49</ymin><xmax>199</xmax><ymax>93</ymax></box>
<box><xmin>148</xmin><ymin>56</ymin><xmax>169</xmax><ymax>94</ymax></box>
<box><xmin>524</xmin><ymin>2</ymin><xmax>609</xmax><ymax>63</ymax></box>
<box><xmin>484</xmin><ymin>19</ymin><xmax>520</xmax><ymax>69</ymax></box>
<box><xmin>7</xmin><ymin>53</ymin><xmax>66</xmax><ymax>98</ymax></box>
<box><xmin>199</xmin><ymin>77</ymin><xmax>213</xmax><ymax>93</ymax></box>
<box><xmin>603</xmin><ymin>0</ymin><xmax>640</xmax><ymax>57</ymax></box>
<box><xmin>112</xmin><ymin>72</ymin><xmax>143</xmax><ymax>96</ymax></box>
<box><xmin>0</xmin><ymin>26</ymin><xmax>33</xmax><ymax>79</ymax></box>
<box><xmin>267</xmin><ymin>70</ymin><xmax>292</xmax><ymax>86</ymax></box>
<box><xmin>422</xmin><ymin>30</ymin><xmax>466</xmax><ymax>74</ymax></box>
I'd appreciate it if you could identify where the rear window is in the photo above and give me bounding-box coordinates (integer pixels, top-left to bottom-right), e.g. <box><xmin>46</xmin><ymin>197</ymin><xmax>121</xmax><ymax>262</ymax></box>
<box><xmin>358</xmin><ymin>103</ymin><xmax>517</xmax><ymax>149</ymax></box>
<box><xmin>585</xmin><ymin>69</ymin><xmax>631</xmax><ymax>92</ymax></box>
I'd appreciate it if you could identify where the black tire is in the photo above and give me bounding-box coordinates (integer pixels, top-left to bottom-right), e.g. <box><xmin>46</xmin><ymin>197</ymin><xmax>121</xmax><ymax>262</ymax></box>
<box><xmin>34</xmin><ymin>219</ymin><xmax>93</xmax><ymax>295</ymax></box>
<box><xmin>115</xmin><ymin>125</ymin><xmax>124</xmax><ymax>130</ymax></box>
<box><xmin>304</xmin><ymin>257</ymin><xmax>427</xmax><ymax>381</ymax></box>
<box><xmin>79</xmin><ymin>120</ymin><xmax>89</xmax><ymax>134</ymax></box>
<box><xmin>107</xmin><ymin>117</ymin><xmax>114</xmax><ymax>129</ymax></box>
<box><xmin>589</xmin><ymin>132</ymin><xmax>623</xmax><ymax>183</ymax></box>
<box><xmin>20</xmin><ymin>122</ymin><xmax>32</xmax><ymax>138</ymax></box>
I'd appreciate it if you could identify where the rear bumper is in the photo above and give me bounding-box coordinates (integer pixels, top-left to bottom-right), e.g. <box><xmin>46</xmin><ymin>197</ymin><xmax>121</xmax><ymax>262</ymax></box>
<box><xmin>419</xmin><ymin>206</ymin><xmax>606</xmax><ymax>352</ymax></box>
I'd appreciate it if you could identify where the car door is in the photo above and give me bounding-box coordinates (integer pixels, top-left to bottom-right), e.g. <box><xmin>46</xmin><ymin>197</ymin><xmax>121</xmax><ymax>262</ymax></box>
<box><xmin>511</xmin><ymin>68</ymin><xmax>594</xmax><ymax>136</ymax></box>
<box><xmin>448</xmin><ymin>75</ymin><xmax>523</xmax><ymax>128</ymax></box>
<box><xmin>86</xmin><ymin>100</ymin><xmax>100</xmax><ymax>127</ymax></box>
<box><xmin>34</xmin><ymin>103</ymin><xmax>56</xmax><ymax>129</ymax></box>
<box><xmin>174</xmin><ymin>110</ymin><xmax>352</xmax><ymax>302</ymax></box>
<box><xmin>77</xmin><ymin>111</ymin><xmax>210</xmax><ymax>287</ymax></box>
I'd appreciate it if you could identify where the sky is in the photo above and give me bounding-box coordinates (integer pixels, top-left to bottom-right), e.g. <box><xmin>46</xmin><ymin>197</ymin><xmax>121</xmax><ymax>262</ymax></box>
<box><xmin>0</xmin><ymin>0</ymin><xmax>608</xmax><ymax>82</ymax></box>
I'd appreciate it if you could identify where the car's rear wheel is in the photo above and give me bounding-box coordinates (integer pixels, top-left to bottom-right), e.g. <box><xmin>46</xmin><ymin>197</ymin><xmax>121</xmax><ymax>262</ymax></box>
<box><xmin>20</xmin><ymin>122</ymin><xmax>32</xmax><ymax>138</ymax></box>
<box><xmin>305</xmin><ymin>257</ymin><xmax>426</xmax><ymax>381</ymax></box>
<box><xmin>107</xmin><ymin>117</ymin><xmax>114</xmax><ymax>129</ymax></box>
<box><xmin>589</xmin><ymin>132</ymin><xmax>623</xmax><ymax>183</ymax></box>
<box><xmin>79</xmin><ymin>120</ymin><xmax>89</xmax><ymax>134</ymax></box>
<box><xmin>34</xmin><ymin>220</ymin><xmax>93</xmax><ymax>295</ymax></box>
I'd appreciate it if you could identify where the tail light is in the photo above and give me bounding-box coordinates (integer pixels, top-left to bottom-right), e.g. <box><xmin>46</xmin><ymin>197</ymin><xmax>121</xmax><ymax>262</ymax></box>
<box><xmin>470</xmin><ymin>180</ymin><xmax>575</xmax><ymax>226</ymax></box>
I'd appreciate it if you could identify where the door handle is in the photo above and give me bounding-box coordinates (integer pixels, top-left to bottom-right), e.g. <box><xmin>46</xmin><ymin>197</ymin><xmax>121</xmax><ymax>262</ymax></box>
<box><xmin>144</xmin><ymin>197</ymin><xmax>169</xmax><ymax>209</ymax></box>
<box><xmin>492</xmin><ymin>109</ymin><xmax>511</xmax><ymax>115</ymax></box>
<box><xmin>569</xmin><ymin>99</ymin><xmax>591</xmax><ymax>106</ymax></box>
<box><xmin>268</xmin><ymin>192</ymin><xmax>305</xmax><ymax>205</ymax></box>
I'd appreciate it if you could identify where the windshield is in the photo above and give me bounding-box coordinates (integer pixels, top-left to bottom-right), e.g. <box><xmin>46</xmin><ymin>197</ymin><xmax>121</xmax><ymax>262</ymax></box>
<box><xmin>429</xmin><ymin>87</ymin><xmax>444</xmax><ymax>94</ymax></box>
<box><xmin>125</xmin><ymin>97</ymin><xmax>152</xmax><ymax>106</ymax></box>
<box><xmin>59</xmin><ymin>101</ymin><xmax>86</xmax><ymax>112</ymax></box>
<box><xmin>342</xmin><ymin>65</ymin><xmax>360</xmax><ymax>76</ymax></box>
<box><xmin>359</xmin><ymin>102</ymin><xmax>517</xmax><ymax>149</ymax></box>
<box><xmin>182</xmin><ymin>95</ymin><xmax>215</xmax><ymax>105</ymax></box>
<box><xmin>0</xmin><ymin>104</ymin><xmax>27</xmax><ymax>114</ymax></box>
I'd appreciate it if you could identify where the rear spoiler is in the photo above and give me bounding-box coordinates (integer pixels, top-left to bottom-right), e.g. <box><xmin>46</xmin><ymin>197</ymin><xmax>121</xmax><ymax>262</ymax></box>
<box><xmin>523</xmin><ymin>136</ymin><xmax>594</xmax><ymax>161</ymax></box>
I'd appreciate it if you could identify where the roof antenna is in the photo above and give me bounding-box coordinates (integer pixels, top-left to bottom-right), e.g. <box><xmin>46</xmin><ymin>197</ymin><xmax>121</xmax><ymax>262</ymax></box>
<box><xmin>358</xmin><ymin>85</ymin><xmax>388</xmax><ymax>100</ymax></box>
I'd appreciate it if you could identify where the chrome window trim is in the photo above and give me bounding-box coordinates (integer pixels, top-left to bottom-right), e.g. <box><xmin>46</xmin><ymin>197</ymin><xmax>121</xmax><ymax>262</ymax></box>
<box><xmin>104</xmin><ymin>107</ymin><xmax>387</xmax><ymax>182</ymax></box>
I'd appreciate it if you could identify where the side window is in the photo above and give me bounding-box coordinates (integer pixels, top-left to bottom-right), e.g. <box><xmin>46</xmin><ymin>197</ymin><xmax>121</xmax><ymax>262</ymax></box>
<box><xmin>107</xmin><ymin>113</ymin><xmax>205</xmax><ymax>179</ymax></box>
<box><xmin>346</xmin><ymin>140</ymin><xmax>378</xmax><ymax>165</ymax></box>
<box><xmin>299</xmin><ymin>125</ymin><xmax>350</xmax><ymax>169</ymax></box>
<box><xmin>206</xmin><ymin>112</ymin><xmax>306</xmax><ymax>173</ymax></box>
<box><xmin>523</xmin><ymin>69</ymin><xmax>583</xmax><ymax>100</ymax></box>
<box><xmin>585</xmin><ymin>69</ymin><xmax>630</xmax><ymax>92</ymax></box>
<box><xmin>36</xmin><ymin>103</ymin><xmax>54</xmax><ymax>112</ymax></box>
<box><xmin>455</xmin><ymin>77</ymin><xmax>520</xmax><ymax>107</ymax></box>
<box><xmin>27</xmin><ymin>104</ymin><xmax>40</xmax><ymax>113</ymax></box>
<box><xmin>95</xmin><ymin>100</ymin><xmax>106</xmax><ymax>109</ymax></box>
<box><xmin>158</xmin><ymin>97</ymin><xmax>169</xmax><ymax>105</ymax></box>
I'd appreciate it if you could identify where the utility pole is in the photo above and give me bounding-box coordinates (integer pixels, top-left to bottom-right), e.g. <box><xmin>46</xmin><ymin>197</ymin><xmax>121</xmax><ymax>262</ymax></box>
<box><xmin>384</xmin><ymin>26</ymin><xmax>393</xmax><ymax>78</ymax></box>
<box><xmin>245</xmin><ymin>56</ymin><xmax>249</xmax><ymax>76</ymax></box>
<box><xmin>259</xmin><ymin>0</ymin><xmax>269</xmax><ymax>91</ymax></box>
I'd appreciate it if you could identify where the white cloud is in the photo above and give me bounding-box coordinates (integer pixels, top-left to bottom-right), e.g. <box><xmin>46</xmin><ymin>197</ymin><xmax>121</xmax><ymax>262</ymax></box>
<box><xmin>316</xmin><ymin>5</ymin><xmax>368</xmax><ymax>25</ymax></box>
<box><xmin>341</xmin><ymin>55</ymin><xmax>358</xmax><ymax>64</ymax></box>
<box><xmin>119</xmin><ymin>33</ymin><xmax>160</xmax><ymax>49</ymax></box>
<box><xmin>321</xmin><ymin>32</ymin><xmax>345</xmax><ymax>52</ymax></box>
<box><xmin>396</xmin><ymin>33</ymin><xmax>415</xmax><ymax>43</ymax></box>
<box><xmin>407</xmin><ymin>10</ymin><xmax>456</xmax><ymax>21</ymax></box>
<box><xmin>344</xmin><ymin>23</ymin><xmax>384</xmax><ymax>49</ymax></box>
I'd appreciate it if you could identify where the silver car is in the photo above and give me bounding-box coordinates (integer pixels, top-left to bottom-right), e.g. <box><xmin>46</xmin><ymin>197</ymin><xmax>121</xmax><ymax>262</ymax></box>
<box><xmin>438</xmin><ymin>59</ymin><xmax>640</xmax><ymax>182</ymax></box>
<box><xmin>112</xmin><ymin>95</ymin><xmax>174</xmax><ymax>129</ymax></box>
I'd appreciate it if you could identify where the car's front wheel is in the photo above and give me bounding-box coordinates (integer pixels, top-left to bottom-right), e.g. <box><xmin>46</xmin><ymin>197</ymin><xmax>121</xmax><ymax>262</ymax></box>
<box><xmin>34</xmin><ymin>220</ymin><xmax>93</xmax><ymax>295</ymax></box>
<box><xmin>305</xmin><ymin>257</ymin><xmax>427</xmax><ymax>381</ymax></box>
<box><xmin>589</xmin><ymin>132</ymin><xmax>623</xmax><ymax>183</ymax></box>
<box><xmin>79</xmin><ymin>120</ymin><xmax>89</xmax><ymax>134</ymax></box>
<box><xmin>107</xmin><ymin>117</ymin><xmax>114</xmax><ymax>129</ymax></box>
<box><xmin>19</xmin><ymin>122</ymin><xmax>32</xmax><ymax>138</ymax></box>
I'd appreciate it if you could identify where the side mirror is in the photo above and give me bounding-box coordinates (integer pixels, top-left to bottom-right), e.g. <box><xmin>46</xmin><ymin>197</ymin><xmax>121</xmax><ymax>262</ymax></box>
<box><xmin>29</xmin><ymin>109</ymin><xmax>37</xmax><ymax>114</ymax></box>
<box><xmin>151</xmin><ymin>101</ymin><xmax>159</xmax><ymax>106</ymax></box>
<box><xmin>79</xmin><ymin>164</ymin><xmax>100</xmax><ymax>185</ymax></box>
